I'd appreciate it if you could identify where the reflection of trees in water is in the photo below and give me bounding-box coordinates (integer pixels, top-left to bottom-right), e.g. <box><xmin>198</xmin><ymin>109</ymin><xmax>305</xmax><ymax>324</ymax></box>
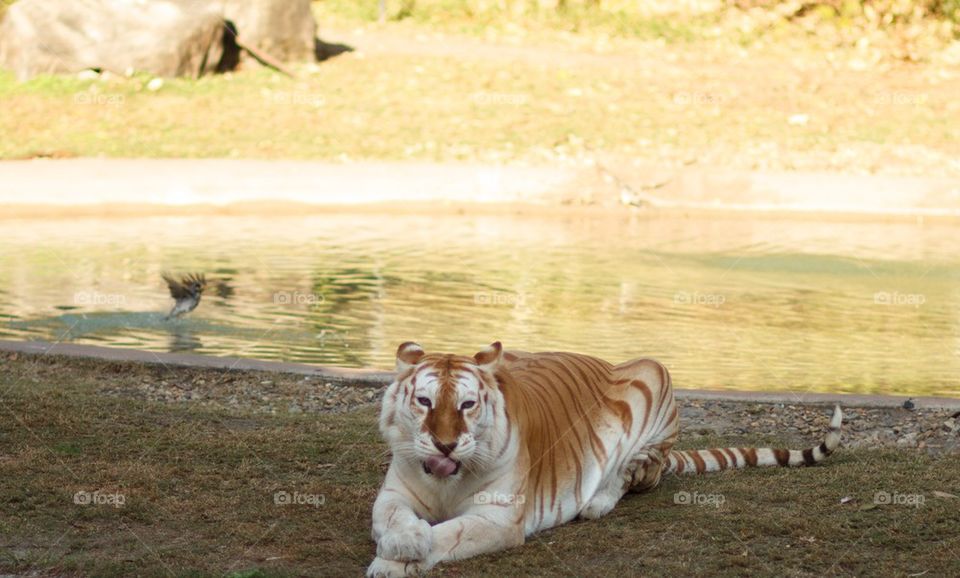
<box><xmin>214</xmin><ymin>279</ymin><xmax>235</xmax><ymax>300</ymax></box>
<box><xmin>306</xmin><ymin>265</ymin><xmax>389</xmax><ymax>367</ymax></box>
<box><xmin>282</xmin><ymin>258</ymin><xmax>599</xmax><ymax>365</ymax></box>
<box><xmin>211</xmin><ymin>267</ymin><xmax>238</xmax><ymax>306</ymax></box>
<box><xmin>169</xmin><ymin>325</ymin><xmax>202</xmax><ymax>353</ymax></box>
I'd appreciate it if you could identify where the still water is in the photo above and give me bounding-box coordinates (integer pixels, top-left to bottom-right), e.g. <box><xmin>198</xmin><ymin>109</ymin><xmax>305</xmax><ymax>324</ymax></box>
<box><xmin>0</xmin><ymin>212</ymin><xmax>957</xmax><ymax>397</ymax></box>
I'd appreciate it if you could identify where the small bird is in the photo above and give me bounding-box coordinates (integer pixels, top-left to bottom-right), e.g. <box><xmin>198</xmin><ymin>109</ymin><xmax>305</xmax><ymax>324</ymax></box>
<box><xmin>162</xmin><ymin>272</ymin><xmax>207</xmax><ymax>320</ymax></box>
<box><xmin>902</xmin><ymin>398</ymin><xmax>915</xmax><ymax>410</ymax></box>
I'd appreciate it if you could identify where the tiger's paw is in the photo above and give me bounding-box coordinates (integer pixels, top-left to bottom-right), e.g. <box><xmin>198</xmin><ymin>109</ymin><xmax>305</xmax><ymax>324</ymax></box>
<box><xmin>579</xmin><ymin>489</ymin><xmax>620</xmax><ymax>520</ymax></box>
<box><xmin>376</xmin><ymin>518</ymin><xmax>432</xmax><ymax>562</ymax></box>
<box><xmin>366</xmin><ymin>557</ymin><xmax>426</xmax><ymax>578</ymax></box>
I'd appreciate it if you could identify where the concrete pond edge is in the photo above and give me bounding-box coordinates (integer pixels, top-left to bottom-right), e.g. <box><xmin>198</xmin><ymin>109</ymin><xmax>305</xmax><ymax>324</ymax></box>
<box><xmin>2</xmin><ymin>159</ymin><xmax>960</xmax><ymax>219</ymax></box>
<box><xmin>3</xmin><ymin>340</ymin><xmax>958</xmax><ymax>410</ymax></box>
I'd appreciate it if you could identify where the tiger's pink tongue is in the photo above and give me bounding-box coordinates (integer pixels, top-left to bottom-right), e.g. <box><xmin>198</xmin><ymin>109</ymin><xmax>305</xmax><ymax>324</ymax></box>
<box><xmin>424</xmin><ymin>456</ymin><xmax>458</xmax><ymax>477</ymax></box>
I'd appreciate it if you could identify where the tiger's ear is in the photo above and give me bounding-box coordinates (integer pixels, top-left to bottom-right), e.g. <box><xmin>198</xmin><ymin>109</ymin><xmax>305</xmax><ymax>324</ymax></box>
<box><xmin>473</xmin><ymin>341</ymin><xmax>503</xmax><ymax>372</ymax></box>
<box><xmin>396</xmin><ymin>342</ymin><xmax>425</xmax><ymax>372</ymax></box>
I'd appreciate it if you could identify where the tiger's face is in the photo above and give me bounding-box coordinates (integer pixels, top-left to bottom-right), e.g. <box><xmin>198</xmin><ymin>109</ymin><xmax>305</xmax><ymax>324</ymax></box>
<box><xmin>380</xmin><ymin>342</ymin><xmax>505</xmax><ymax>480</ymax></box>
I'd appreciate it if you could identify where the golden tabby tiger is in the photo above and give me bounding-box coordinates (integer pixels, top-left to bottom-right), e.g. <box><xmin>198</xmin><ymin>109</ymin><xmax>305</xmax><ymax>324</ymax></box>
<box><xmin>367</xmin><ymin>342</ymin><xmax>842</xmax><ymax>577</ymax></box>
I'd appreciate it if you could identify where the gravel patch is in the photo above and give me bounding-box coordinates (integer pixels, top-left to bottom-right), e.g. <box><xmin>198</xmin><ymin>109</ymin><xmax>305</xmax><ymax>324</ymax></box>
<box><xmin>682</xmin><ymin>400</ymin><xmax>960</xmax><ymax>456</ymax></box>
<box><xmin>97</xmin><ymin>370</ymin><xmax>382</xmax><ymax>414</ymax></box>
<box><xmin>5</xmin><ymin>351</ymin><xmax>958</xmax><ymax>454</ymax></box>
<box><xmin>97</xmin><ymin>363</ymin><xmax>959</xmax><ymax>455</ymax></box>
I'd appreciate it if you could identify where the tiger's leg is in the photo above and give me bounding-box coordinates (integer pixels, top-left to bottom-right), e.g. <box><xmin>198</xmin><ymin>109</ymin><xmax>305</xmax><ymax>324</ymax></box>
<box><xmin>370</xmin><ymin>469</ymin><xmax>433</xmax><ymax>562</ymax></box>
<box><xmin>581</xmin><ymin>358</ymin><xmax>679</xmax><ymax>518</ymax></box>
<box><xmin>626</xmin><ymin>438</ymin><xmax>675</xmax><ymax>493</ymax></box>
<box><xmin>367</xmin><ymin>483</ymin><xmax>435</xmax><ymax>578</ymax></box>
<box><xmin>580</xmin><ymin>434</ymin><xmax>676</xmax><ymax>519</ymax></box>
<box><xmin>579</xmin><ymin>476</ymin><xmax>627</xmax><ymax>520</ymax></box>
<box><xmin>626</xmin><ymin>402</ymin><xmax>679</xmax><ymax>493</ymax></box>
<box><xmin>617</xmin><ymin>358</ymin><xmax>680</xmax><ymax>493</ymax></box>
<box><xmin>422</xmin><ymin>512</ymin><xmax>525</xmax><ymax>569</ymax></box>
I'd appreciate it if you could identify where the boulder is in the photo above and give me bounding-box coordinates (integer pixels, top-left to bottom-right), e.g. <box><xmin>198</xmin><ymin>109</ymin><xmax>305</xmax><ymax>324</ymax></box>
<box><xmin>222</xmin><ymin>0</ymin><xmax>317</xmax><ymax>63</ymax></box>
<box><xmin>0</xmin><ymin>0</ymin><xmax>225</xmax><ymax>80</ymax></box>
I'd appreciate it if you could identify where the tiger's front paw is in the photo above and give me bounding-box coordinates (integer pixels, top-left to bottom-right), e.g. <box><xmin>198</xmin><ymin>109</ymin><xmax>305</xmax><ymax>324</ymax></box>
<box><xmin>376</xmin><ymin>518</ymin><xmax>432</xmax><ymax>562</ymax></box>
<box><xmin>366</xmin><ymin>556</ymin><xmax>425</xmax><ymax>578</ymax></box>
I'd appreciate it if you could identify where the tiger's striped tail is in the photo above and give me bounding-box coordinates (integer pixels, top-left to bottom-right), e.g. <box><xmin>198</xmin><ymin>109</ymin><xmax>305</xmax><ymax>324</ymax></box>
<box><xmin>665</xmin><ymin>405</ymin><xmax>842</xmax><ymax>475</ymax></box>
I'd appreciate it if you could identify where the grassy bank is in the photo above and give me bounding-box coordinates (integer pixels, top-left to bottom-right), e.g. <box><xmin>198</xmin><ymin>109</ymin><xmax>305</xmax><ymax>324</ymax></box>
<box><xmin>1</xmin><ymin>41</ymin><xmax>958</xmax><ymax>177</ymax></box>
<box><xmin>1</xmin><ymin>2</ymin><xmax>958</xmax><ymax>175</ymax></box>
<box><xmin>1</xmin><ymin>1</ymin><xmax>958</xmax><ymax>174</ymax></box>
<box><xmin>1</xmin><ymin>354</ymin><xmax>958</xmax><ymax>576</ymax></box>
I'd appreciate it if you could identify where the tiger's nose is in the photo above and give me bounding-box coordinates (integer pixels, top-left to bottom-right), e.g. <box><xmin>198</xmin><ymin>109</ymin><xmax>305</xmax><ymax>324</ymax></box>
<box><xmin>433</xmin><ymin>440</ymin><xmax>458</xmax><ymax>456</ymax></box>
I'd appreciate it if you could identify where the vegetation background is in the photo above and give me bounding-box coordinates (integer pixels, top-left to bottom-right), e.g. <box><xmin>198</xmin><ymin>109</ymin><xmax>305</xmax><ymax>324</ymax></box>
<box><xmin>2</xmin><ymin>0</ymin><xmax>959</xmax><ymax>177</ymax></box>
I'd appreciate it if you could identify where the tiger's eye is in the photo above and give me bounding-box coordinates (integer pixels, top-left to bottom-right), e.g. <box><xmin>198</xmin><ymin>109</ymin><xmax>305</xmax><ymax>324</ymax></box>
<box><xmin>460</xmin><ymin>400</ymin><xmax>476</xmax><ymax>411</ymax></box>
<box><xmin>416</xmin><ymin>396</ymin><xmax>432</xmax><ymax>408</ymax></box>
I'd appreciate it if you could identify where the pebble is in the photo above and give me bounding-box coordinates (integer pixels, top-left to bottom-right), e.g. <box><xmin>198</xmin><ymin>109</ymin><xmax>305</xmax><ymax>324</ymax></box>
<box><xmin>678</xmin><ymin>400</ymin><xmax>959</xmax><ymax>456</ymax></box>
<box><xmin>92</xmin><ymin>365</ymin><xmax>960</xmax><ymax>455</ymax></box>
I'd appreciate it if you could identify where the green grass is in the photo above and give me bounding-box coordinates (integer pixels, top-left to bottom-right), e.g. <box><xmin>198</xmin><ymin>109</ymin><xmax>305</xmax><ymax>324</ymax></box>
<box><xmin>1</xmin><ymin>353</ymin><xmax>959</xmax><ymax>576</ymax></box>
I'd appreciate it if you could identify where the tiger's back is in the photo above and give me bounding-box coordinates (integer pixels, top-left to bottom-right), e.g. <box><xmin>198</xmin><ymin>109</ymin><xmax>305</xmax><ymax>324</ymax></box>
<box><xmin>499</xmin><ymin>350</ymin><xmax>679</xmax><ymax>533</ymax></box>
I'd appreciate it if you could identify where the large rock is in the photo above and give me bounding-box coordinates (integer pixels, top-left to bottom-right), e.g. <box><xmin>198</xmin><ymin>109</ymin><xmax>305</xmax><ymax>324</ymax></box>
<box><xmin>222</xmin><ymin>0</ymin><xmax>317</xmax><ymax>63</ymax></box>
<box><xmin>0</xmin><ymin>0</ymin><xmax>225</xmax><ymax>80</ymax></box>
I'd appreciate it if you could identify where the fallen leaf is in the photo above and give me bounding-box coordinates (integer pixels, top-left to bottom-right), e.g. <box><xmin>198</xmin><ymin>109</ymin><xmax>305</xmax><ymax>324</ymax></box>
<box><xmin>840</xmin><ymin>496</ymin><xmax>854</xmax><ymax>505</ymax></box>
<box><xmin>859</xmin><ymin>503</ymin><xmax>879</xmax><ymax>511</ymax></box>
<box><xmin>932</xmin><ymin>491</ymin><xmax>958</xmax><ymax>499</ymax></box>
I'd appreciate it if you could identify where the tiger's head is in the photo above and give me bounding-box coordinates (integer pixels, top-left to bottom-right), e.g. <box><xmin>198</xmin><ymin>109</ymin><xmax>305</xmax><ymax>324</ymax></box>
<box><xmin>379</xmin><ymin>341</ymin><xmax>507</xmax><ymax>480</ymax></box>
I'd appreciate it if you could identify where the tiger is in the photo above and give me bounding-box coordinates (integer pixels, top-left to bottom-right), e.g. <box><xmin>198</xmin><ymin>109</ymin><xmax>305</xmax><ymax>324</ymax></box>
<box><xmin>367</xmin><ymin>342</ymin><xmax>843</xmax><ymax>577</ymax></box>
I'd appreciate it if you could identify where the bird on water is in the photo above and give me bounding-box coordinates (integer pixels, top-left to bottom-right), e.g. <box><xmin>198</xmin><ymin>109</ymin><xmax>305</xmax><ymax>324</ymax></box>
<box><xmin>162</xmin><ymin>272</ymin><xmax>207</xmax><ymax>320</ymax></box>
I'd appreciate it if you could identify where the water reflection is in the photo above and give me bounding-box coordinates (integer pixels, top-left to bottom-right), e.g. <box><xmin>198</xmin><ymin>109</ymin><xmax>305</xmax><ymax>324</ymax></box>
<box><xmin>169</xmin><ymin>324</ymin><xmax>202</xmax><ymax>353</ymax></box>
<box><xmin>0</xmin><ymin>212</ymin><xmax>957</xmax><ymax>397</ymax></box>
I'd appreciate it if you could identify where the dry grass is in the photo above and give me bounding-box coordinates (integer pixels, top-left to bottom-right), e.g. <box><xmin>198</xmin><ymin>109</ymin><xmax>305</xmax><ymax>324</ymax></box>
<box><xmin>2</xmin><ymin>353</ymin><xmax>959</xmax><ymax>577</ymax></box>
<box><xmin>1</xmin><ymin>39</ymin><xmax>958</xmax><ymax>177</ymax></box>
<box><xmin>1</xmin><ymin>1</ymin><xmax>958</xmax><ymax>175</ymax></box>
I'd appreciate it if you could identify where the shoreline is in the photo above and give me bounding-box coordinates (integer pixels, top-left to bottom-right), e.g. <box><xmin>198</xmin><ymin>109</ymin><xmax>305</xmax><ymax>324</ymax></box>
<box><xmin>3</xmin><ymin>339</ymin><xmax>958</xmax><ymax>409</ymax></box>
<box><xmin>3</xmin><ymin>346</ymin><xmax>957</xmax><ymax>455</ymax></box>
<box><xmin>2</xmin><ymin>158</ymin><xmax>960</xmax><ymax>221</ymax></box>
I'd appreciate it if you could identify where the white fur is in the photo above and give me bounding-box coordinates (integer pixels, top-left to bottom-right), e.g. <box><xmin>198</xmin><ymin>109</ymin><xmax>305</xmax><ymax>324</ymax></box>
<box><xmin>368</xmin><ymin>361</ymin><xmax>524</xmax><ymax>577</ymax></box>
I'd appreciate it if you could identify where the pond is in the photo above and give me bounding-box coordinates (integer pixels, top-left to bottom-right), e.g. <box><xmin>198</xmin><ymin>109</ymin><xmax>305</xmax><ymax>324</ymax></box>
<box><xmin>1</xmin><ymin>211</ymin><xmax>957</xmax><ymax>397</ymax></box>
